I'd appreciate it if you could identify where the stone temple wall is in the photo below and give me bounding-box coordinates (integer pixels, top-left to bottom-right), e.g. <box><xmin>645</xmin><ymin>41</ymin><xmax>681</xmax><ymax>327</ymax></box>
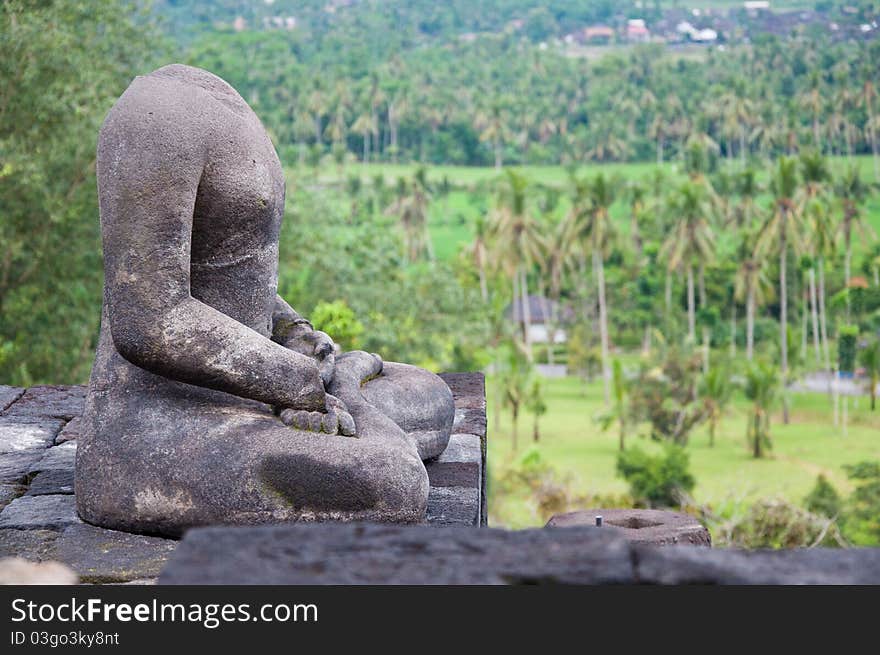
<box><xmin>0</xmin><ymin>375</ymin><xmax>486</xmax><ymax>583</ymax></box>
<box><xmin>2</xmin><ymin>377</ymin><xmax>880</xmax><ymax>585</ymax></box>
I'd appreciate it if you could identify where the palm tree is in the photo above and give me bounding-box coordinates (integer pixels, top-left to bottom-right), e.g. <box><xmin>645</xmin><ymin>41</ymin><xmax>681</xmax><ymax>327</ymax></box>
<box><xmin>701</xmin><ymin>365</ymin><xmax>732</xmax><ymax>447</ymax></box>
<box><xmin>661</xmin><ymin>180</ymin><xmax>716</xmax><ymax>343</ymax></box>
<box><xmin>385</xmin><ymin>169</ymin><xmax>433</xmax><ymax>263</ymax></box>
<box><xmin>744</xmin><ymin>359</ymin><xmax>779</xmax><ymax>459</ymax></box>
<box><xmin>467</xmin><ymin>215</ymin><xmax>491</xmax><ymax>303</ymax></box>
<box><xmin>799</xmin><ymin>151</ymin><xmax>831</xmax><ymax>367</ymax></box>
<box><xmin>351</xmin><ymin>111</ymin><xmax>375</xmax><ymax>163</ymax></box>
<box><xmin>568</xmin><ymin>172</ymin><xmax>618</xmax><ymax>405</ymax></box>
<box><xmin>834</xmin><ymin>165</ymin><xmax>876</xmax><ymax>320</ymax></box>
<box><xmin>756</xmin><ymin>157</ymin><xmax>805</xmax><ymax>424</ymax></box>
<box><xmin>859</xmin><ymin>73</ymin><xmax>879</xmax><ymax>181</ymax></box>
<box><xmin>735</xmin><ymin>232</ymin><xmax>773</xmax><ymax>361</ymax></box>
<box><xmin>475</xmin><ymin>102</ymin><xmax>510</xmax><ymax>170</ymax></box>
<box><xmin>489</xmin><ymin>170</ymin><xmax>544</xmax><ymax>360</ymax></box>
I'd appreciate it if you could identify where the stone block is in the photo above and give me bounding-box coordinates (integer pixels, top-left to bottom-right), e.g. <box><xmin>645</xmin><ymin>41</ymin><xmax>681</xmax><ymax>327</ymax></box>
<box><xmin>427</xmin><ymin>487</ymin><xmax>480</xmax><ymax>527</ymax></box>
<box><xmin>0</xmin><ymin>417</ymin><xmax>64</xmax><ymax>454</ymax></box>
<box><xmin>159</xmin><ymin>523</ymin><xmax>633</xmax><ymax>585</ymax></box>
<box><xmin>0</xmin><ymin>528</ymin><xmax>59</xmax><ymax>560</ymax></box>
<box><xmin>0</xmin><ymin>484</ymin><xmax>23</xmax><ymax>512</ymax></box>
<box><xmin>0</xmin><ymin>494</ymin><xmax>81</xmax><ymax>530</ymax></box>
<box><xmin>548</xmin><ymin>509</ymin><xmax>711</xmax><ymax>546</ymax></box>
<box><xmin>55</xmin><ymin>416</ymin><xmax>83</xmax><ymax>444</ymax></box>
<box><xmin>2</xmin><ymin>385</ymin><xmax>86</xmax><ymax>422</ymax></box>
<box><xmin>28</xmin><ymin>441</ymin><xmax>76</xmax><ymax>474</ymax></box>
<box><xmin>425</xmin><ymin>433</ymin><xmax>481</xmax><ymax>488</ymax></box>
<box><xmin>26</xmin><ymin>469</ymin><xmax>74</xmax><ymax>496</ymax></box>
<box><xmin>0</xmin><ymin>450</ymin><xmax>44</xmax><ymax>484</ymax></box>
<box><xmin>634</xmin><ymin>545</ymin><xmax>880</xmax><ymax>584</ymax></box>
<box><xmin>51</xmin><ymin>523</ymin><xmax>177</xmax><ymax>583</ymax></box>
<box><xmin>0</xmin><ymin>386</ymin><xmax>24</xmax><ymax>413</ymax></box>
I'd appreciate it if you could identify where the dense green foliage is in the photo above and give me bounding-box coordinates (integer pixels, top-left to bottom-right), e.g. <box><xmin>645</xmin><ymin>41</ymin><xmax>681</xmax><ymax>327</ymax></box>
<box><xmin>616</xmin><ymin>444</ymin><xmax>696</xmax><ymax>507</ymax></box>
<box><xmin>0</xmin><ymin>1</ymin><xmax>161</xmax><ymax>384</ymax></box>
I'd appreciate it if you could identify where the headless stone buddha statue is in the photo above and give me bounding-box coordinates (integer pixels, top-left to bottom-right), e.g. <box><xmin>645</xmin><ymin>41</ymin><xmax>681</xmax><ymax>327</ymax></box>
<box><xmin>75</xmin><ymin>64</ymin><xmax>454</xmax><ymax>537</ymax></box>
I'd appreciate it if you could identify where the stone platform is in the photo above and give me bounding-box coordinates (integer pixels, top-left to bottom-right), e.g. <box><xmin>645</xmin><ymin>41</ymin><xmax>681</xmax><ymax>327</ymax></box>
<box><xmin>0</xmin><ymin>373</ymin><xmax>486</xmax><ymax>584</ymax></box>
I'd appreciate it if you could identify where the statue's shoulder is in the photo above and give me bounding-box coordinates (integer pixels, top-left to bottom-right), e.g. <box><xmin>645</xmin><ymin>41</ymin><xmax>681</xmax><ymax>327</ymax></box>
<box><xmin>101</xmin><ymin>64</ymin><xmax>249</xmax><ymax>140</ymax></box>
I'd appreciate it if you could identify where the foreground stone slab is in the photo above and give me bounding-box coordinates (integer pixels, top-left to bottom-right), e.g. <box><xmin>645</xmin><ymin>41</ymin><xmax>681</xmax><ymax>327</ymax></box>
<box><xmin>159</xmin><ymin>523</ymin><xmax>633</xmax><ymax>585</ymax></box>
<box><xmin>0</xmin><ymin>494</ymin><xmax>81</xmax><ymax>530</ymax></box>
<box><xmin>548</xmin><ymin>509</ymin><xmax>712</xmax><ymax>546</ymax></box>
<box><xmin>634</xmin><ymin>545</ymin><xmax>880</xmax><ymax>584</ymax></box>
<box><xmin>51</xmin><ymin>524</ymin><xmax>176</xmax><ymax>583</ymax></box>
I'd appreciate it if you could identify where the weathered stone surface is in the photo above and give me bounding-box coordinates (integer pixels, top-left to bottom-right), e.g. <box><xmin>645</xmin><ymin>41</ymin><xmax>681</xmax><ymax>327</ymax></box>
<box><xmin>0</xmin><ymin>494</ymin><xmax>81</xmax><ymax>530</ymax></box>
<box><xmin>0</xmin><ymin>450</ymin><xmax>44</xmax><ymax>484</ymax></box>
<box><xmin>26</xmin><ymin>469</ymin><xmax>74</xmax><ymax>496</ymax></box>
<box><xmin>0</xmin><ymin>417</ymin><xmax>64</xmax><ymax>454</ymax></box>
<box><xmin>0</xmin><ymin>557</ymin><xmax>78</xmax><ymax>585</ymax></box>
<box><xmin>425</xmin><ymin>433</ymin><xmax>481</xmax><ymax>488</ymax></box>
<box><xmin>361</xmin><ymin>362</ymin><xmax>455</xmax><ymax>460</ymax></box>
<box><xmin>55</xmin><ymin>416</ymin><xmax>82</xmax><ymax>444</ymax></box>
<box><xmin>51</xmin><ymin>523</ymin><xmax>177</xmax><ymax>583</ymax></box>
<box><xmin>0</xmin><ymin>528</ymin><xmax>59</xmax><ymax>560</ymax></box>
<box><xmin>439</xmin><ymin>373</ymin><xmax>487</xmax><ymax>526</ymax></box>
<box><xmin>548</xmin><ymin>509</ymin><xmax>711</xmax><ymax>546</ymax></box>
<box><xmin>159</xmin><ymin>523</ymin><xmax>633</xmax><ymax>585</ymax></box>
<box><xmin>439</xmin><ymin>373</ymin><xmax>486</xmax><ymax>410</ymax></box>
<box><xmin>77</xmin><ymin>65</ymin><xmax>455</xmax><ymax>537</ymax></box>
<box><xmin>0</xmin><ymin>386</ymin><xmax>24</xmax><ymax>413</ymax></box>
<box><xmin>634</xmin><ymin>545</ymin><xmax>880</xmax><ymax>584</ymax></box>
<box><xmin>3</xmin><ymin>385</ymin><xmax>86</xmax><ymax>421</ymax></box>
<box><xmin>29</xmin><ymin>441</ymin><xmax>76</xmax><ymax>474</ymax></box>
<box><xmin>427</xmin><ymin>487</ymin><xmax>480</xmax><ymax>527</ymax></box>
<box><xmin>0</xmin><ymin>484</ymin><xmax>23</xmax><ymax>512</ymax></box>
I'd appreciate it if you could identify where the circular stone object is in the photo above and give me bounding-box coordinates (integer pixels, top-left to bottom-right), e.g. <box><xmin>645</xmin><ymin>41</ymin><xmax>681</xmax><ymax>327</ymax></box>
<box><xmin>546</xmin><ymin>509</ymin><xmax>711</xmax><ymax>546</ymax></box>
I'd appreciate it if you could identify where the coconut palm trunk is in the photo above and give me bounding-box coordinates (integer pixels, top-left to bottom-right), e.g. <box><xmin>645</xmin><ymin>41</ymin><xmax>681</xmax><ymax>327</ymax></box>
<box><xmin>780</xmin><ymin>223</ymin><xmax>790</xmax><ymax>425</ymax></box>
<box><xmin>809</xmin><ymin>267</ymin><xmax>821</xmax><ymax>366</ymax></box>
<box><xmin>594</xmin><ymin>247</ymin><xmax>611</xmax><ymax>406</ymax></box>
<box><xmin>746</xmin><ymin>283</ymin><xmax>755</xmax><ymax>361</ymax></box>
<box><xmin>686</xmin><ymin>264</ymin><xmax>696</xmax><ymax>342</ymax></box>
<box><xmin>844</xmin><ymin>223</ymin><xmax>852</xmax><ymax>321</ymax></box>
<box><xmin>730</xmin><ymin>304</ymin><xmax>737</xmax><ymax>358</ymax></box>
<box><xmin>520</xmin><ymin>267</ymin><xmax>532</xmax><ymax>361</ymax></box>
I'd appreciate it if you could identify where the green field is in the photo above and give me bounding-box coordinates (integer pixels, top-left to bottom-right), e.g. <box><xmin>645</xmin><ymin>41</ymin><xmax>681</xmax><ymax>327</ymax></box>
<box><xmin>300</xmin><ymin>155</ymin><xmax>880</xmax><ymax>265</ymax></box>
<box><xmin>486</xmin><ymin>374</ymin><xmax>880</xmax><ymax>528</ymax></box>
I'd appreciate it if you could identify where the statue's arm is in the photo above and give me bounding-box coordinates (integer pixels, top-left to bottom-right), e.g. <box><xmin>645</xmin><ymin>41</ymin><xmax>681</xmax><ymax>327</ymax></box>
<box><xmin>97</xmin><ymin>90</ymin><xmax>324</xmax><ymax>411</ymax></box>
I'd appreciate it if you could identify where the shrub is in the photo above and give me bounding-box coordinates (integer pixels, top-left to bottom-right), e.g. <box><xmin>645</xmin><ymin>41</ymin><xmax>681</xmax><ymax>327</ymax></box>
<box><xmin>838</xmin><ymin>324</ymin><xmax>859</xmax><ymax>374</ymax></box>
<box><xmin>616</xmin><ymin>444</ymin><xmax>695</xmax><ymax>508</ymax></box>
<box><xmin>723</xmin><ymin>498</ymin><xmax>843</xmax><ymax>548</ymax></box>
<box><xmin>309</xmin><ymin>300</ymin><xmax>364</xmax><ymax>350</ymax></box>
<box><xmin>803</xmin><ymin>475</ymin><xmax>842</xmax><ymax>518</ymax></box>
<box><xmin>841</xmin><ymin>461</ymin><xmax>880</xmax><ymax>546</ymax></box>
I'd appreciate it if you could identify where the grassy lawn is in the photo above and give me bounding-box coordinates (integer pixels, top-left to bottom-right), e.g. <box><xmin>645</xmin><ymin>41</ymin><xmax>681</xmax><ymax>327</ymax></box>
<box><xmin>487</xmin><ymin>374</ymin><xmax>880</xmax><ymax>528</ymax></box>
